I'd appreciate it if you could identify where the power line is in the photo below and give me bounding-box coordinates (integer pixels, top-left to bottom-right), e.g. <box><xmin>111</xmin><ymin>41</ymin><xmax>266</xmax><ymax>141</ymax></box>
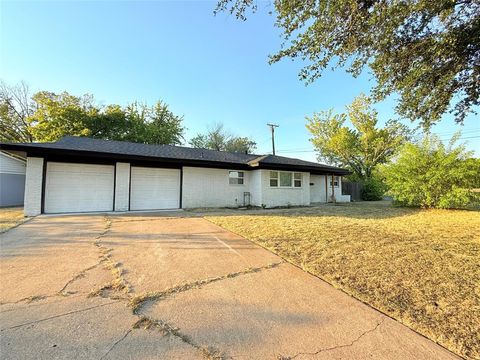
<box><xmin>433</xmin><ymin>128</ymin><xmax>480</xmax><ymax>136</ymax></box>
<box><xmin>276</xmin><ymin>147</ymin><xmax>312</xmax><ymax>152</ymax></box>
<box><xmin>277</xmin><ymin>149</ymin><xmax>316</xmax><ymax>153</ymax></box>
<box><xmin>442</xmin><ymin>135</ymin><xmax>480</xmax><ymax>140</ymax></box>
<box><xmin>275</xmin><ymin>135</ymin><xmax>480</xmax><ymax>154</ymax></box>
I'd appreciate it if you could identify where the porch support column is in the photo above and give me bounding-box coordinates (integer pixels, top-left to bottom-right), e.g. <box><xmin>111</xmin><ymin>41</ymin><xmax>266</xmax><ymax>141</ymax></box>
<box><xmin>325</xmin><ymin>175</ymin><xmax>328</xmax><ymax>203</ymax></box>
<box><xmin>24</xmin><ymin>157</ymin><xmax>44</xmax><ymax>216</ymax></box>
<box><xmin>331</xmin><ymin>174</ymin><xmax>336</xmax><ymax>203</ymax></box>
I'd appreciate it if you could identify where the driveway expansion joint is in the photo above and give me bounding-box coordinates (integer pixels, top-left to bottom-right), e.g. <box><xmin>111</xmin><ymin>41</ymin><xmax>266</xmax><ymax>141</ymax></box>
<box><xmin>129</xmin><ymin>261</ymin><xmax>285</xmax><ymax>314</ymax></box>
<box><xmin>86</xmin><ymin>216</ymin><xmax>226</xmax><ymax>359</ymax></box>
<box><xmin>88</xmin><ymin>216</ymin><xmax>133</xmax><ymax>297</ymax></box>
<box><xmin>125</xmin><ymin>262</ymin><xmax>284</xmax><ymax>359</ymax></box>
<box><xmin>132</xmin><ymin>316</ymin><xmax>226</xmax><ymax>359</ymax></box>
<box><xmin>58</xmin><ymin>258</ymin><xmax>107</xmax><ymax>296</ymax></box>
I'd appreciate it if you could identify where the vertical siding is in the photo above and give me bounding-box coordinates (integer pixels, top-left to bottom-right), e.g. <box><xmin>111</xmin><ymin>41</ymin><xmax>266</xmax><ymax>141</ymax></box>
<box><xmin>114</xmin><ymin>162</ymin><xmax>130</xmax><ymax>211</ymax></box>
<box><xmin>24</xmin><ymin>157</ymin><xmax>44</xmax><ymax>216</ymax></box>
<box><xmin>0</xmin><ymin>173</ymin><xmax>25</xmax><ymax>206</ymax></box>
<box><xmin>0</xmin><ymin>153</ymin><xmax>26</xmax><ymax>175</ymax></box>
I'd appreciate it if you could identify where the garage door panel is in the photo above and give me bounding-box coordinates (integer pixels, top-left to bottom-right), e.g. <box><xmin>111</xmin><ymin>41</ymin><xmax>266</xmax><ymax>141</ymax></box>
<box><xmin>130</xmin><ymin>167</ymin><xmax>180</xmax><ymax>210</ymax></box>
<box><xmin>45</xmin><ymin>162</ymin><xmax>114</xmax><ymax>213</ymax></box>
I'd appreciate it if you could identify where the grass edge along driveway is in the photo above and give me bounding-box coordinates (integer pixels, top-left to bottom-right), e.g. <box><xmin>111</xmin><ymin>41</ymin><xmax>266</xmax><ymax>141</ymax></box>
<box><xmin>0</xmin><ymin>207</ymin><xmax>27</xmax><ymax>233</ymax></box>
<box><xmin>207</xmin><ymin>204</ymin><xmax>480</xmax><ymax>360</ymax></box>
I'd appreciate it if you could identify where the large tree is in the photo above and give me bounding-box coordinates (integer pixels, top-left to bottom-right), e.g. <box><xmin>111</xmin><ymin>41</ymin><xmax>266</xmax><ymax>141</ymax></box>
<box><xmin>30</xmin><ymin>91</ymin><xmax>97</xmax><ymax>142</ymax></box>
<box><xmin>0</xmin><ymin>81</ymin><xmax>35</xmax><ymax>142</ymax></box>
<box><xmin>216</xmin><ymin>0</ymin><xmax>480</xmax><ymax>127</ymax></box>
<box><xmin>306</xmin><ymin>94</ymin><xmax>411</xmax><ymax>180</ymax></box>
<box><xmin>122</xmin><ymin>101</ymin><xmax>185</xmax><ymax>145</ymax></box>
<box><xmin>0</xmin><ymin>81</ymin><xmax>185</xmax><ymax>145</ymax></box>
<box><xmin>189</xmin><ymin>123</ymin><xmax>257</xmax><ymax>153</ymax></box>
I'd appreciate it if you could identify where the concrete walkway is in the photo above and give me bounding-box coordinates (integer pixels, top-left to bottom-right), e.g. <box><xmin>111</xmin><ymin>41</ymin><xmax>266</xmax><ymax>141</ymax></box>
<box><xmin>0</xmin><ymin>214</ymin><xmax>459</xmax><ymax>359</ymax></box>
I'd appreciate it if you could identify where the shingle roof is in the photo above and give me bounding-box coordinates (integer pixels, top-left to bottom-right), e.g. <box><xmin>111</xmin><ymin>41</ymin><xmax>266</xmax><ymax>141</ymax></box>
<box><xmin>54</xmin><ymin>136</ymin><xmax>259</xmax><ymax>164</ymax></box>
<box><xmin>257</xmin><ymin>154</ymin><xmax>340</xmax><ymax>169</ymax></box>
<box><xmin>0</xmin><ymin>136</ymin><xmax>350</xmax><ymax>175</ymax></box>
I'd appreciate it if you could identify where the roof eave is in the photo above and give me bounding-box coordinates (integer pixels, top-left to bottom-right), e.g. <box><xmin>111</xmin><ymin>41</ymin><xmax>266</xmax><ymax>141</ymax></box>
<box><xmin>0</xmin><ymin>142</ymin><xmax>351</xmax><ymax>175</ymax></box>
<box><xmin>0</xmin><ymin>143</ymin><xmax>252</xmax><ymax>170</ymax></box>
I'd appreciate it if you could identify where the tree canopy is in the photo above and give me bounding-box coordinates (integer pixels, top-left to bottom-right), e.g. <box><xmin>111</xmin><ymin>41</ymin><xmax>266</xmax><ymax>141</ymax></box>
<box><xmin>306</xmin><ymin>94</ymin><xmax>411</xmax><ymax>180</ymax></box>
<box><xmin>0</xmin><ymin>81</ymin><xmax>185</xmax><ymax>145</ymax></box>
<box><xmin>0</xmin><ymin>81</ymin><xmax>35</xmax><ymax>143</ymax></box>
<box><xmin>189</xmin><ymin>123</ymin><xmax>257</xmax><ymax>153</ymax></box>
<box><xmin>382</xmin><ymin>134</ymin><xmax>480</xmax><ymax>208</ymax></box>
<box><xmin>216</xmin><ymin>0</ymin><xmax>480</xmax><ymax>127</ymax></box>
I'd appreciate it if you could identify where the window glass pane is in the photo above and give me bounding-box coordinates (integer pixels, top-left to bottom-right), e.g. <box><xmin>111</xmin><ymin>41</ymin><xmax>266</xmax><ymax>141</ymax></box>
<box><xmin>270</xmin><ymin>171</ymin><xmax>278</xmax><ymax>179</ymax></box>
<box><xmin>294</xmin><ymin>180</ymin><xmax>302</xmax><ymax>187</ymax></box>
<box><xmin>294</xmin><ymin>172</ymin><xmax>302</xmax><ymax>180</ymax></box>
<box><xmin>279</xmin><ymin>172</ymin><xmax>292</xmax><ymax>187</ymax></box>
<box><xmin>270</xmin><ymin>179</ymin><xmax>278</xmax><ymax>187</ymax></box>
<box><xmin>229</xmin><ymin>171</ymin><xmax>244</xmax><ymax>185</ymax></box>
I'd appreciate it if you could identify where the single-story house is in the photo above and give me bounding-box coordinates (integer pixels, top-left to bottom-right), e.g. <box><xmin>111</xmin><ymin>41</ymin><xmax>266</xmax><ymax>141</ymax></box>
<box><xmin>0</xmin><ymin>136</ymin><xmax>350</xmax><ymax>216</ymax></box>
<box><xmin>0</xmin><ymin>151</ymin><xmax>26</xmax><ymax>207</ymax></box>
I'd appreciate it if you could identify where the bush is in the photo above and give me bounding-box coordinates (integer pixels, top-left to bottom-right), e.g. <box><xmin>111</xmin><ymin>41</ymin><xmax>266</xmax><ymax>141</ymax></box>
<box><xmin>382</xmin><ymin>135</ymin><xmax>480</xmax><ymax>209</ymax></box>
<box><xmin>361</xmin><ymin>178</ymin><xmax>385</xmax><ymax>201</ymax></box>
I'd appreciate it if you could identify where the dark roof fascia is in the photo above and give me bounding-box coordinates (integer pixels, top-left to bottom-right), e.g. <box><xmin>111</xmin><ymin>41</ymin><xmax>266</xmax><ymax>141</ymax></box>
<box><xmin>0</xmin><ymin>142</ymin><xmax>350</xmax><ymax>174</ymax></box>
<box><xmin>255</xmin><ymin>163</ymin><xmax>351</xmax><ymax>176</ymax></box>
<box><xmin>0</xmin><ymin>143</ymin><xmax>252</xmax><ymax>170</ymax></box>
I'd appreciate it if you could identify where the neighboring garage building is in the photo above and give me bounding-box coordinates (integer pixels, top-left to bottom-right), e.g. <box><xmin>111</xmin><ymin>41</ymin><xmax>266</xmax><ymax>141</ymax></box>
<box><xmin>0</xmin><ymin>151</ymin><xmax>26</xmax><ymax>207</ymax></box>
<box><xmin>0</xmin><ymin>136</ymin><xmax>350</xmax><ymax>216</ymax></box>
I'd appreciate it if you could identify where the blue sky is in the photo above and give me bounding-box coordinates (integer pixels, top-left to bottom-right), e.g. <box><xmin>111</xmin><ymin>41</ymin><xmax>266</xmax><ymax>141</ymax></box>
<box><xmin>1</xmin><ymin>0</ymin><xmax>478</xmax><ymax>161</ymax></box>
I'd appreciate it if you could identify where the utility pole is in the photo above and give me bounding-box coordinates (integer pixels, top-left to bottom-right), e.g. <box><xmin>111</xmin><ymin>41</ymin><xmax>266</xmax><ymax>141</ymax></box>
<box><xmin>267</xmin><ymin>123</ymin><xmax>279</xmax><ymax>155</ymax></box>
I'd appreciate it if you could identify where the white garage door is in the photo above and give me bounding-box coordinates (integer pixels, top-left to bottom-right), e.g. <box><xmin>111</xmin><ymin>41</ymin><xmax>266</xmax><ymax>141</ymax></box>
<box><xmin>130</xmin><ymin>167</ymin><xmax>180</xmax><ymax>210</ymax></box>
<box><xmin>45</xmin><ymin>162</ymin><xmax>114</xmax><ymax>214</ymax></box>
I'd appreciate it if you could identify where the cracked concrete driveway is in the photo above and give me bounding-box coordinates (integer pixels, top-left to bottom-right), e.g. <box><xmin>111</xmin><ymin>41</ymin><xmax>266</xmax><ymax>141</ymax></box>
<box><xmin>0</xmin><ymin>213</ymin><xmax>459</xmax><ymax>360</ymax></box>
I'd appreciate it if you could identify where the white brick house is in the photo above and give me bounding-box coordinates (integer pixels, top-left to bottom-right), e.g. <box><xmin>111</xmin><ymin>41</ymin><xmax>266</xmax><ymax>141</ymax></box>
<box><xmin>0</xmin><ymin>136</ymin><xmax>350</xmax><ymax>216</ymax></box>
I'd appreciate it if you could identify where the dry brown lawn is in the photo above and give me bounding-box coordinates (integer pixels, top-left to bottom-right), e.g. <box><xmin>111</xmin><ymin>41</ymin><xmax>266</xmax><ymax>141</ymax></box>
<box><xmin>0</xmin><ymin>207</ymin><xmax>26</xmax><ymax>233</ymax></box>
<box><xmin>207</xmin><ymin>203</ymin><xmax>480</xmax><ymax>360</ymax></box>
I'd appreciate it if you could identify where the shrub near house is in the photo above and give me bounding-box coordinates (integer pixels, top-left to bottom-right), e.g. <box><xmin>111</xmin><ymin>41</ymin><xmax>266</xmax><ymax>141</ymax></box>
<box><xmin>383</xmin><ymin>135</ymin><xmax>480</xmax><ymax>209</ymax></box>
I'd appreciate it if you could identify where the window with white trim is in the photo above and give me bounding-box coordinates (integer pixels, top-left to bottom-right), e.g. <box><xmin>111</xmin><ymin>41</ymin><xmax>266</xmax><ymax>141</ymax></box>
<box><xmin>330</xmin><ymin>176</ymin><xmax>339</xmax><ymax>187</ymax></box>
<box><xmin>269</xmin><ymin>171</ymin><xmax>278</xmax><ymax>187</ymax></box>
<box><xmin>269</xmin><ymin>171</ymin><xmax>303</xmax><ymax>188</ymax></box>
<box><xmin>279</xmin><ymin>172</ymin><xmax>292</xmax><ymax>187</ymax></box>
<box><xmin>229</xmin><ymin>171</ymin><xmax>244</xmax><ymax>185</ymax></box>
<box><xmin>294</xmin><ymin>173</ymin><xmax>302</xmax><ymax>187</ymax></box>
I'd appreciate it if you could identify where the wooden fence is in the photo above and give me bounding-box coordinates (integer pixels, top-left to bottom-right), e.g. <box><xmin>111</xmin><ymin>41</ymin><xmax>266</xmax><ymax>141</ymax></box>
<box><xmin>342</xmin><ymin>181</ymin><xmax>363</xmax><ymax>201</ymax></box>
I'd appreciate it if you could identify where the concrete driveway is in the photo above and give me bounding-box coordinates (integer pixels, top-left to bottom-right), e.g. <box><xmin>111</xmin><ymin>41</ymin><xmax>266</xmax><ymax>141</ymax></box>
<box><xmin>0</xmin><ymin>213</ymin><xmax>458</xmax><ymax>360</ymax></box>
